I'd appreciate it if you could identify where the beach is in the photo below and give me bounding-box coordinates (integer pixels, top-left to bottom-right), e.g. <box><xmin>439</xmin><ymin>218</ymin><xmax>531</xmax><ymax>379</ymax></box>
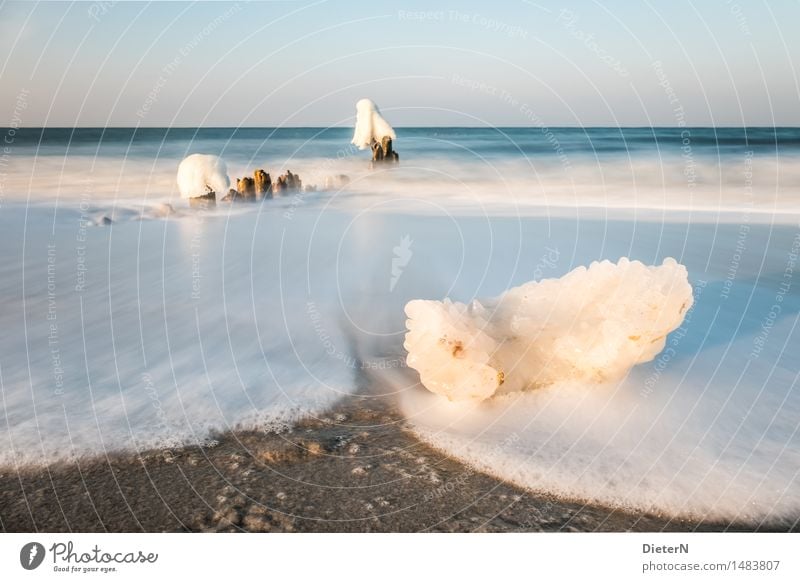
<box><xmin>0</xmin><ymin>386</ymin><xmax>766</xmax><ymax>533</ymax></box>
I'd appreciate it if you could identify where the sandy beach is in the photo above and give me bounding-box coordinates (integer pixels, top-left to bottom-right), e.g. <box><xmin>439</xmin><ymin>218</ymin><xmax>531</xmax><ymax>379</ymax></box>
<box><xmin>1</xmin><ymin>384</ymin><xmax>778</xmax><ymax>533</ymax></box>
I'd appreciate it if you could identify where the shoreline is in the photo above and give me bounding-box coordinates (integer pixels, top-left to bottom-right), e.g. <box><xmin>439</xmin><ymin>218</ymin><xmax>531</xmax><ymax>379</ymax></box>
<box><xmin>0</xmin><ymin>390</ymin><xmax>776</xmax><ymax>533</ymax></box>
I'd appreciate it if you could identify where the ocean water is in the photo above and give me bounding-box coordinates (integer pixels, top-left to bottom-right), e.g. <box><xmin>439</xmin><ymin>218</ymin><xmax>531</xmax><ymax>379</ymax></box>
<box><xmin>1</xmin><ymin>127</ymin><xmax>798</xmax><ymax>524</ymax></box>
<box><xmin>4</xmin><ymin>126</ymin><xmax>800</xmax><ymax>217</ymax></box>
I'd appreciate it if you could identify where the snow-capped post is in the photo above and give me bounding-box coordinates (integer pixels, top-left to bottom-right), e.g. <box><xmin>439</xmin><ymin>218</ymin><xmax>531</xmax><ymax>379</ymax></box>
<box><xmin>351</xmin><ymin>98</ymin><xmax>399</xmax><ymax>166</ymax></box>
<box><xmin>177</xmin><ymin>153</ymin><xmax>230</xmax><ymax>208</ymax></box>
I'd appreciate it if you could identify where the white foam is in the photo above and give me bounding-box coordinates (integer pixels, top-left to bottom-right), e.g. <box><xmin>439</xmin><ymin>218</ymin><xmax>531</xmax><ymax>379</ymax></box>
<box><xmin>0</xmin><ymin>205</ymin><xmax>358</xmax><ymax>465</ymax></box>
<box><xmin>4</xmin><ymin>151</ymin><xmax>800</xmax><ymax>223</ymax></box>
<box><xmin>401</xmin><ymin>355</ymin><xmax>800</xmax><ymax>525</ymax></box>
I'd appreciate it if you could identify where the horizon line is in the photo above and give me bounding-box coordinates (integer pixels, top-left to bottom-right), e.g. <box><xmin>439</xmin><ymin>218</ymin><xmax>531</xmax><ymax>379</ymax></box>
<box><xmin>5</xmin><ymin>125</ymin><xmax>800</xmax><ymax>130</ymax></box>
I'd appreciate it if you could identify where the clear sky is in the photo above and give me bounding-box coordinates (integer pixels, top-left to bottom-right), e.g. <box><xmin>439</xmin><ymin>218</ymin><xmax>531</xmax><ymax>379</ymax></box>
<box><xmin>1</xmin><ymin>0</ymin><xmax>798</xmax><ymax>127</ymax></box>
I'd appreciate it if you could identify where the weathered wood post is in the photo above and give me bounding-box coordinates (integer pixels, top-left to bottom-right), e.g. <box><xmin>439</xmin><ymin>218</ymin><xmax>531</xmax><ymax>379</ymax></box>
<box><xmin>219</xmin><ymin>168</ymin><xmax>306</xmax><ymax>202</ymax></box>
<box><xmin>236</xmin><ymin>177</ymin><xmax>256</xmax><ymax>199</ymax></box>
<box><xmin>371</xmin><ymin>136</ymin><xmax>399</xmax><ymax>165</ymax></box>
<box><xmin>189</xmin><ymin>185</ymin><xmax>216</xmax><ymax>208</ymax></box>
<box><xmin>284</xmin><ymin>170</ymin><xmax>301</xmax><ymax>191</ymax></box>
<box><xmin>273</xmin><ymin>170</ymin><xmax>302</xmax><ymax>196</ymax></box>
<box><xmin>254</xmin><ymin>169</ymin><xmax>272</xmax><ymax>199</ymax></box>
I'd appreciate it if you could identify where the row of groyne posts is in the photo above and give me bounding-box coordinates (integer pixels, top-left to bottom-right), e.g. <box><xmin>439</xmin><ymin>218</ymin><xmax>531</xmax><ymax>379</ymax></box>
<box><xmin>189</xmin><ymin>135</ymin><xmax>399</xmax><ymax>208</ymax></box>
<box><xmin>185</xmin><ymin>98</ymin><xmax>400</xmax><ymax>208</ymax></box>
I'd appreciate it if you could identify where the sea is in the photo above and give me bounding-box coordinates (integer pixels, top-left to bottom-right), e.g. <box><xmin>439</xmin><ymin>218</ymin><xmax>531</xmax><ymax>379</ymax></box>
<box><xmin>1</xmin><ymin>126</ymin><xmax>798</xmax><ymax>525</ymax></box>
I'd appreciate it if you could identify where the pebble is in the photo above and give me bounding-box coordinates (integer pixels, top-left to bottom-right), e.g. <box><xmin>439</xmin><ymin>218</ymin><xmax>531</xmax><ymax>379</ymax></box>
<box><xmin>304</xmin><ymin>441</ymin><xmax>323</xmax><ymax>455</ymax></box>
<box><xmin>243</xmin><ymin>514</ymin><xmax>271</xmax><ymax>532</ymax></box>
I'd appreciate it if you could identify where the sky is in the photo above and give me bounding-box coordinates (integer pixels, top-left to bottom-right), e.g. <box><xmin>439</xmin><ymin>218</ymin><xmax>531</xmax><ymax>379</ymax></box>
<box><xmin>1</xmin><ymin>0</ymin><xmax>798</xmax><ymax>127</ymax></box>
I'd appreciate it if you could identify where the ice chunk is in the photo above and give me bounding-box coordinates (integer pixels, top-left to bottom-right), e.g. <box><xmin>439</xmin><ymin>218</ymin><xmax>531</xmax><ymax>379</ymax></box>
<box><xmin>351</xmin><ymin>98</ymin><xmax>396</xmax><ymax>150</ymax></box>
<box><xmin>404</xmin><ymin>258</ymin><xmax>693</xmax><ymax>401</ymax></box>
<box><xmin>176</xmin><ymin>153</ymin><xmax>230</xmax><ymax>199</ymax></box>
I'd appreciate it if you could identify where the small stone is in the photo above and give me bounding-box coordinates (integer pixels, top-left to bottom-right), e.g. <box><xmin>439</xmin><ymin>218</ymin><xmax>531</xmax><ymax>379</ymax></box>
<box><xmin>304</xmin><ymin>441</ymin><xmax>323</xmax><ymax>456</ymax></box>
<box><xmin>214</xmin><ymin>507</ymin><xmax>242</xmax><ymax>530</ymax></box>
<box><xmin>243</xmin><ymin>514</ymin><xmax>271</xmax><ymax>532</ymax></box>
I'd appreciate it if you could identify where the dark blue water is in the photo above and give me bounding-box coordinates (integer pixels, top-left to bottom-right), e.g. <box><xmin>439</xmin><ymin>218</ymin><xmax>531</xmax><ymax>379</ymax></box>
<box><xmin>6</xmin><ymin>126</ymin><xmax>799</xmax><ymax>161</ymax></box>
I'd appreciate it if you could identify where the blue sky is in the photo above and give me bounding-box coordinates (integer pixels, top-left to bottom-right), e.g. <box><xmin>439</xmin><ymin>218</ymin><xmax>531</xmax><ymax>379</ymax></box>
<box><xmin>1</xmin><ymin>0</ymin><xmax>798</xmax><ymax>126</ymax></box>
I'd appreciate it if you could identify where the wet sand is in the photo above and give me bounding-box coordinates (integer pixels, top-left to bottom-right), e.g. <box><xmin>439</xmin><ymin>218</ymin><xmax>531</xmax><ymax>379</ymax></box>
<box><xmin>0</xmin><ymin>391</ymin><xmax>776</xmax><ymax>532</ymax></box>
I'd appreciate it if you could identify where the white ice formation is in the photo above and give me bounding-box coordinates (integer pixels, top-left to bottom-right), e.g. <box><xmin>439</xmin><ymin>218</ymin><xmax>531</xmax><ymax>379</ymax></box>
<box><xmin>351</xmin><ymin>98</ymin><xmax>396</xmax><ymax>150</ymax></box>
<box><xmin>176</xmin><ymin>153</ymin><xmax>230</xmax><ymax>199</ymax></box>
<box><xmin>404</xmin><ymin>258</ymin><xmax>693</xmax><ymax>401</ymax></box>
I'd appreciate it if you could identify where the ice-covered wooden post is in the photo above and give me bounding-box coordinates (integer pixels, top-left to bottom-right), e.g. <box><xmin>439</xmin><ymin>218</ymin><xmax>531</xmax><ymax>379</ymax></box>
<box><xmin>177</xmin><ymin>153</ymin><xmax>230</xmax><ymax>208</ymax></box>
<box><xmin>351</xmin><ymin>98</ymin><xmax>399</xmax><ymax>166</ymax></box>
